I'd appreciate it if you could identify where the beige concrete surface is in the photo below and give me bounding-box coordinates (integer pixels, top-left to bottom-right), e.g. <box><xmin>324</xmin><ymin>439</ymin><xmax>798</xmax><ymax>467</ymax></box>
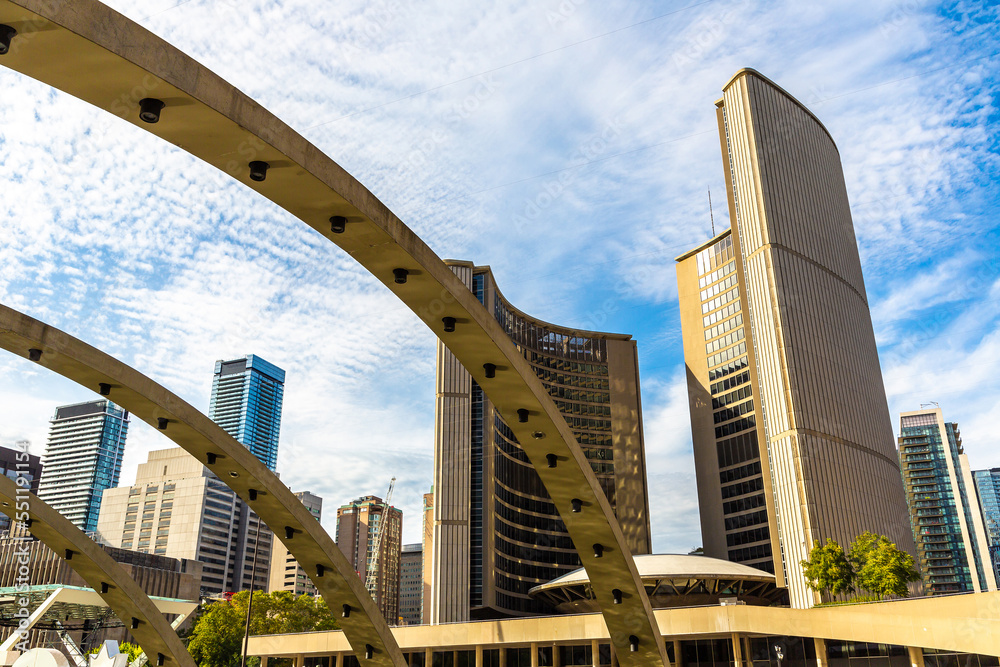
<box><xmin>248</xmin><ymin>592</ymin><xmax>1000</xmax><ymax>658</ymax></box>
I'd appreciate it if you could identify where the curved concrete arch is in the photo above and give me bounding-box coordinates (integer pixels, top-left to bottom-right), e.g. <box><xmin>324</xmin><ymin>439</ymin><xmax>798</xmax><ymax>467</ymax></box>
<box><xmin>0</xmin><ymin>474</ymin><xmax>194</xmax><ymax>667</ymax></box>
<box><xmin>0</xmin><ymin>305</ymin><xmax>407</xmax><ymax>667</ymax></box>
<box><xmin>0</xmin><ymin>1</ymin><xmax>667</xmax><ymax>665</ymax></box>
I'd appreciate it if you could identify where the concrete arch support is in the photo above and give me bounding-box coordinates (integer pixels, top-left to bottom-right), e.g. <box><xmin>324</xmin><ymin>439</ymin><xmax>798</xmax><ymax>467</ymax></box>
<box><xmin>0</xmin><ymin>0</ymin><xmax>667</xmax><ymax>663</ymax></box>
<box><xmin>0</xmin><ymin>474</ymin><xmax>195</xmax><ymax>667</ymax></box>
<box><xmin>0</xmin><ymin>305</ymin><xmax>405</xmax><ymax>667</ymax></box>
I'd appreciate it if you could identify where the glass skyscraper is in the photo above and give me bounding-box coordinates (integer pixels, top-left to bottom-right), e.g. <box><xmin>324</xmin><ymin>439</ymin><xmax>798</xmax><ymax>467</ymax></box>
<box><xmin>898</xmin><ymin>408</ymin><xmax>996</xmax><ymax>594</ymax></box>
<box><xmin>37</xmin><ymin>399</ymin><xmax>129</xmax><ymax>533</ymax></box>
<box><xmin>972</xmin><ymin>468</ymin><xmax>1000</xmax><ymax>586</ymax></box>
<box><xmin>209</xmin><ymin>354</ymin><xmax>285</xmax><ymax>471</ymax></box>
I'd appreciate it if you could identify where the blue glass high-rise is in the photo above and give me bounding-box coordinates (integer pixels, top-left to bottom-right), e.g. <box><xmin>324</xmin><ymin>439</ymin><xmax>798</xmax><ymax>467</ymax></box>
<box><xmin>973</xmin><ymin>468</ymin><xmax>1000</xmax><ymax>585</ymax></box>
<box><xmin>209</xmin><ymin>354</ymin><xmax>285</xmax><ymax>471</ymax></box>
<box><xmin>37</xmin><ymin>399</ymin><xmax>129</xmax><ymax>533</ymax></box>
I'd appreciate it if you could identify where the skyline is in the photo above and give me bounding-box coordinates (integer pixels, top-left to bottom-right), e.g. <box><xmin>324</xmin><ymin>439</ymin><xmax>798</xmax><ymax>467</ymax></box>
<box><xmin>1</xmin><ymin>0</ymin><xmax>998</xmax><ymax>551</ymax></box>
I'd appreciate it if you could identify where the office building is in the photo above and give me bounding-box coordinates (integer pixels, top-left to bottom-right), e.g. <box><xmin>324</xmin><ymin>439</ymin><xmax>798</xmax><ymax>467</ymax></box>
<box><xmin>270</xmin><ymin>490</ymin><xmax>323</xmax><ymax>596</ymax></box>
<box><xmin>37</xmin><ymin>399</ymin><xmax>129</xmax><ymax>533</ymax></box>
<box><xmin>972</xmin><ymin>468</ymin><xmax>1000</xmax><ymax>584</ymax></box>
<box><xmin>0</xmin><ymin>443</ymin><xmax>42</xmax><ymax>533</ymax></box>
<box><xmin>335</xmin><ymin>495</ymin><xmax>402</xmax><ymax>624</ymax></box>
<box><xmin>399</xmin><ymin>543</ymin><xmax>423</xmax><ymax>625</ymax></box>
<box><xmin>209</xmin><ymin>354</ymin><xmax>286</xmax><ymax>471</ymax></box>
<box><xmin>899</xmin><ymin>408</ymin><xmax>995</xmax><ymax>594</ymax></box>
<box><xmin>431</xmin><ymin>261</ymin><xmax>651</xmax><ymax>621</ymax></box>
<box><xmin>675</xmin><ymin>69</ymin><xmax>916</xmax><ymax>608</ymax></box>
<box><xmin>97</xmin><ymin>447</ymin><xmax>271</xmax><ymax>596</ymax></box>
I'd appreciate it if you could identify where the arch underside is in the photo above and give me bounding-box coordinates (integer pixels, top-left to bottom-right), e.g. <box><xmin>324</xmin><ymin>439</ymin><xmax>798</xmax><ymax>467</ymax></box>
<box><xmin>0</xmin><ymin>0</ymin><xmax>668</xmax><ymax>665</ymax></box>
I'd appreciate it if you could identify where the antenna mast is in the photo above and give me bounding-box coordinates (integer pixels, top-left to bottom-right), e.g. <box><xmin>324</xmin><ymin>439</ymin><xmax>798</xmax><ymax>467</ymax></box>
<box><xmin>708</xmin><ymin>186</ymin><xmax>716</xmax><ymax>236</ymax></box>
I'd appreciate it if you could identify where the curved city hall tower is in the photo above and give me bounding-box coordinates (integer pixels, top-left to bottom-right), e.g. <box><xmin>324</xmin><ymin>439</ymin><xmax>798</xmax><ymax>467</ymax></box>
<box><xmin>676</xmin><ymin>70</ymin><xmax>916</xmax><ymax>608</ymax></box>
<box><xmin>431</xmin><ymin>261</ymin><xmax>651</xmax><ymax>621</ymax></box>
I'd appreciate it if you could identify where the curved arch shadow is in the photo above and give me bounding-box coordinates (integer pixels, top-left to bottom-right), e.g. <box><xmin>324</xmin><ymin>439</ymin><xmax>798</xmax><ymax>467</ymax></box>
<box><xmin>0</xmin><ymin>305</ymin><xmax>405</xmax><ymax>667</ymax></box>
<box><xmin>0</xmin><ymin>474</ymin><xmax>194</xmax><ymax>667</ymax></box>
<box><xmin>0</xmin><ymin>1</ymin><xmax>667</xmax><ymax>664</ymax></box>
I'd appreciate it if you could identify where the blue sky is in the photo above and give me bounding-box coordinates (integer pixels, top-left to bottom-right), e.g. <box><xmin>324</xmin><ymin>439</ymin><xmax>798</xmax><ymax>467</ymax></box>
<box><xmin>0</xmin><ymin>0</ymin><xmax>998</xmax><ymax>551</ymax></box>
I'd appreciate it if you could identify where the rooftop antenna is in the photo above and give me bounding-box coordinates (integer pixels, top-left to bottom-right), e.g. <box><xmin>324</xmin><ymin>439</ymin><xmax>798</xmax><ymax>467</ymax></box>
<box><xmin>919</xmin><ymin>402</ymin><xmax>940</xmax><ymax>409</ymax></box>
<box><xmin>708</xmin><ymin>186</ymin><xmax>715</xmax><ymax>236</ymax></box>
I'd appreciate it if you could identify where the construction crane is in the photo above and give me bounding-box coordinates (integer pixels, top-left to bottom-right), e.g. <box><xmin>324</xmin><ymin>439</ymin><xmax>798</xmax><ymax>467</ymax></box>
<box><xmin>364</xmin><ymin>476</ymin><xmax>396</xmax><ymax>597</ymax></box>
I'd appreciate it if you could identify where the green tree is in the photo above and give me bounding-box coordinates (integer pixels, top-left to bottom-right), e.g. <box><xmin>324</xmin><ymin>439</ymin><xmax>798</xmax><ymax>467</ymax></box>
<box><xmin>849</xmin><ymin>531</ymin><xmax>920</xmax><ymax>600</ymax></box>
<box><xmin>187</xmin><ymin>591</ymin><xmax>339</xmax><ymax>667</ymax></box>
<box><xmin>800</xmin><ymin>538</ymin><xmax>855</xmax><ymax>597</ymax></box>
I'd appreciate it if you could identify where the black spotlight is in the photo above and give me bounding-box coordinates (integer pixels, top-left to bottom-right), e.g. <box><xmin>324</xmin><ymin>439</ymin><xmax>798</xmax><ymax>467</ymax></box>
<box><xmin>517</xmin><ymin>408</ymin><xmax>529</xmax><ymax>423</ymax></box>
<box><xmin>138</xmin><ymin>98</ymin><xmax>164</xmax><ymax>124</ymax></box>
<box><xmin>248</xmin><ymin>489</ymin><xmax>258</xmax><ymax>501</ymax></box>
<box><xmin>28</xmin><ymin>348</ymin><xmax>42</xmax><ymax>362</ymax></box>
<box><xmin>593</xmin><ymin>543</ymin><xmax>604</xmax><ymax>558</ymax></box>
<box><xmin>546</xmin><ymin>454</ymin><xmax>557</xmax><ymax>468</ymax></box>
<box><xmin>131</xmin><ymin>618</ymin><xmax>140</xmax><ymax>630</ymax></box>
<box><xmin>330</xmin><ymin>216</ymin><xmax>348</xmax><ymax>233</ymax></box>
<box><xmin>157</xmin><ymin>654</ymin><xmax>165</xmax><ymax>667</ymax></box>
<box><xmin>365</xmin><ymin>645</ymin><xmax>374</xmax><ymax>660</ymax></box>
<box><xmin>342</xmin><ymin>603</ymin><xmax>351</xmax><ymax>618</ymax></box>
<box><xmin>206</xmin><ymin>452</ymin><xmax>218</xmax><ymax>465</ymax></box>
<box><xmin>316</xmin><ymin>564</ymin><xmax>325</xmax><ymax>577</ymax></box>
<box><xmin>285</xmin><ymin>526</ymin><xmax>295</xmax><ymax>540</ymax></box>
<box><xmin>442</xmin><ymin>316</ymin><xmax>456</xmax><ymax>332</ymax></box>
<box><xmin>629</xmin><ymin>636</ymin><xmax>639</xmax><ymax>653</ymax></box>
<box><xmin>65</xmin><ymin>549</ymin><xmax>73</xmax><ymax>561</ymax></box>
<box><xmin>157</xmin><ymin>417</ymin><xmax>168</xmax><ymax>430</ymax></box>
<box><xmin>101</xmin><ymin>582</ymin><xmax>110</xmax><ymax>594</ymax></box>
<box><xmin>22</xmin><ymin>518</ymin><xmax>32</xmax><ymax>528</ymax></box>
<box><xmin>483</xmin><ymin>363</ymin><xmax>496</xmax><ymax>378</ymax></box>
<box><xmin>0</xmin><ymin>25</ymin><xmax>16</xmax><ymax>56</ymax></box>
<box><xmin>248</xmin><ymin>160</ymin><xmax>269</xmax><ymax>182</ymax></box>
<box><xmin>393</xmin><ymin>268</ymin><xmax>409</xmax><ymax>284</ymax></box>
<box><xmin>612</xmin><ymin>588</ymin><xmax>622</xmax><ymax>605</ymax></box>
<box><xmin>99</xmin><ymin>383</ymin><xmax>111</xmax><ymax>396</ymax></box>
<box><xmin>571</xmin><ymin>498</ymin><xmax>582</xmax><ymax>513</ymax></box>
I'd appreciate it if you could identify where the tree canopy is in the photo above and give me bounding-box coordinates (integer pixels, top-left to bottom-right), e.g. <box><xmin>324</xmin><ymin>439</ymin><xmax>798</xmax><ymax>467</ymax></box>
<box><xmin>801</xmin><ymin>538</ymin><xmax>854</xmax><ymax>596</ymax></box>
<box><xmin>799</xmin><ymin>531</ymin><xmax>920</xmax><ymax>603</ymax></box>
<box><xmin>850</xmin><ymin>531</ymin><xmax>920</xmax><ymax>600</ymax></box>
<box><xmin>187</xmin><ymin>591</ymin><xmax>339</xmax><ymax>667</ymax></box>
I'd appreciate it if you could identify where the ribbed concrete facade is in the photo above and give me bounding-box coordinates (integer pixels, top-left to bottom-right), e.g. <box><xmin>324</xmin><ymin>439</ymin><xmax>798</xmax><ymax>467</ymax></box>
<box><xmin>431</xmin><ymin>263</ymin><xmax>474</xmax><ymax>623</ymax></box>
<box><xmin>431</xmin><ymin>261</ymin><xmax>651</xmax><ymax>621</ymax></box>
<box><xmin>677</xmin><ymin>69</ymin><xmax>916</xmax><ymax>608</ymax></box>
